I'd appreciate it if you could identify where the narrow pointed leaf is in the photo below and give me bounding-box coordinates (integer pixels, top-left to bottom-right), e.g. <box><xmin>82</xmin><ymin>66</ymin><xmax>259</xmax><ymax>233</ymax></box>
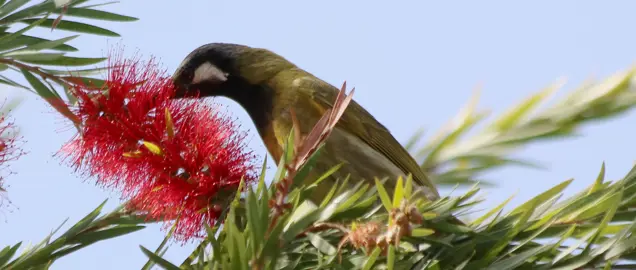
<box><xmin>52</xmin><ymin>7</ymin><xmax>138</xmax><ymax>21</ymax></box>
<box><xmin>0</xmin><ymin>243</ymin><xmax>21</xmax><ymax>266</ymax></box>
<box><xmin>361</xmin><ymin>247</ymin><xmax>382</xmax><ymax>270</ymax></box>
<box><xmin>489</xmin><ymin>80</ymin><xmax>561</xmax><ymax>131</ymax></box>
<box><xmin>307</xmin><ymin>233</ymin><xmax>337</xmax><ymax>255</ymax></box>
<box><xmin>375</xmin><ymin>178</ymin><xmax>393</xmax><ymax>212</ymax></box>
<box><xmin>18</xmin><ymin>55</ymin><xmax>106</xmax><ymax>66</ymax></box>
<box><xmin>20</xmin><ymin>18</ymin><xmax>120</xmax><ymax>36</ymax></box>
<box><xmin>392</xmin><ymin>176</ymin><xmax>404</xmax><ymax>208</ymax></box>
<box><xmin>0</xmin><ymin>0</ymin><xmax>30</xmax><ymax>17</ymax></box>
<box><xmin>140</xmin><ymin>246</ymin><xmax>180</xmax><ymax>270</ymax></box>
<box><xmin>588</xmin><ymin>162</ymin><xmax>606</xmax><ymax>195</ymax></box>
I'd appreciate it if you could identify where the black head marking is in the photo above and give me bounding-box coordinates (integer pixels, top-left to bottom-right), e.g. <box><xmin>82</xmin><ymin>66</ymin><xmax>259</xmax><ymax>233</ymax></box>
<box><xmin>172</xmin><ymin>43</ymin><xmax>250</xmax><ymax>95</ymax></box>
<box><xmin>171</xmin><ymin>43</ymin><xmax>275</xmax><ymax>134</ymax></box>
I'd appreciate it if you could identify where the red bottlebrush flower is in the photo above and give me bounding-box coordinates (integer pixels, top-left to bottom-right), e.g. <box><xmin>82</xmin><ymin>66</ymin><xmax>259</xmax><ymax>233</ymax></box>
<box><xmin>0</xmin><ymin>111</ymin><xmax>25</xmax><ymax>208</ymax></box>
<box><xmin>63</xmin><ymin>51</ymin><xmax>258</xmax><ymax>241</ymax></box>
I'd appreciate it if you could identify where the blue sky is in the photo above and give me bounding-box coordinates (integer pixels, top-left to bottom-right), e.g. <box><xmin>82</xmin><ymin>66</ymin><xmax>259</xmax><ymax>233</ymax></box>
<box><xmin>2</xmin><ymin>1</ymin><xmax>636</xmax><ymax>269</ymax></box>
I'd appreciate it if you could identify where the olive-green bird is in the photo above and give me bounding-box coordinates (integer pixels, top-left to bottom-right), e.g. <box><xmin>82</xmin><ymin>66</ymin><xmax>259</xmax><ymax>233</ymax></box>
<box><xmin>171</xmin><ymin>43</ymin><xmax>441</xmax><ymax>204</ymax></box>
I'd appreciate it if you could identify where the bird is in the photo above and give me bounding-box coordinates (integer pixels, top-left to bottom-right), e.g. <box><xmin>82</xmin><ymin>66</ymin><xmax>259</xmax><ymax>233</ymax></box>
<box><xmin>170</xmin><ymin>42</ymin><xmax>441</xmax><ymax>205</ymax></box>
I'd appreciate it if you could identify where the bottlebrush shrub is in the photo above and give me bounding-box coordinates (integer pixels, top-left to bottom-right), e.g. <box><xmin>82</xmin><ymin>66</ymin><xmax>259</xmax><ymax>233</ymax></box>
<box><xmin>62</xmin><ymin>52</ymin><xmax>259</xmax><ymax>241</ymax></box>
<box><xmin>0</xmin><ymin>112</ymin><xmax>24</xmax><ymax>207</ymax></box>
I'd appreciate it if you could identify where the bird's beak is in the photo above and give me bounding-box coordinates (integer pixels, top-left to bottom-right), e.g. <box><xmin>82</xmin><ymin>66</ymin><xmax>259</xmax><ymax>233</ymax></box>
<box><xmin>172</xmin><ymin>82</ymin><xmax>189</xmax><ymax>99</ymax></box>
<box><xmin>172</xmin><ymin>82</ymin><xmax>207</xmax><ymax>99</ymax></box>
<box><xmin>171</xmin><ymin>70</ymin><xmax>195</xmax><ymax>99</ymax></box>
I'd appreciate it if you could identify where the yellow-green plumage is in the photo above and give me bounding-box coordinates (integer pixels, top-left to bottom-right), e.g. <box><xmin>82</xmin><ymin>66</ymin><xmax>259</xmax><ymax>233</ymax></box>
<box><xmin>171</xmin><ymin>43</ymin><xmax>440</xmax><ymax>204</ymax></box>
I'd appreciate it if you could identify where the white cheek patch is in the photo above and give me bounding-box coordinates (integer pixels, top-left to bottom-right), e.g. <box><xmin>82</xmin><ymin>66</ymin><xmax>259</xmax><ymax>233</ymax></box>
<box><xmin>192</xmin><ymin>62</ymin><xmax>228</xmax><ymax>84</ymax></box>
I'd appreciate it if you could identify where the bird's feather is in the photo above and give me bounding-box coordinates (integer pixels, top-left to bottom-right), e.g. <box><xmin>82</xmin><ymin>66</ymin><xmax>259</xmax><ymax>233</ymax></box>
<box><xmin>267</xmin><ymin>71</ymin><xmax>440</xmax><ymax>201</ymax></box>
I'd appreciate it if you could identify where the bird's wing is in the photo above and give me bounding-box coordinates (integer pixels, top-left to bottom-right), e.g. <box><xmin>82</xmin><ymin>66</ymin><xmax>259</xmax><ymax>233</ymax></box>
<box><xmin>293</xmin><ymin>76</ymin><xmax>440</xmax><ymax>200</ymax></box>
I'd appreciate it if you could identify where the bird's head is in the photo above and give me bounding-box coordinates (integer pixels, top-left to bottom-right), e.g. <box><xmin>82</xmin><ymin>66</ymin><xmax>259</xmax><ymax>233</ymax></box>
<box><xmin>171</xmin><ymin>43</ymin><xmax>294</xmax><ymax>99</ymax></box>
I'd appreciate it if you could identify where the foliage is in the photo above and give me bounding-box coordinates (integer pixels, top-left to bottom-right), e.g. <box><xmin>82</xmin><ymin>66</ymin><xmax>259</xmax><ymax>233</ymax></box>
<box><xmin>0</xmin><ymin>0</ymin><xmax>137</xmax><ymax>125</ymax></box>
<box><xmin>139</xmin><ymin>86</ymin><xmax>636</xmax><ymax>270</ymax></box>
<box><xmin>1</xmin><ymin>0</ymin><xmax>636</xmax><ymax>269</ymax></box>
<box><xmin>0</xmin><ymin>200</ymin><xmax>149</xmax><ymax>270</ymax></box>
<box><xmin>0</xmin><ymin>0</ymin><xmax>150</xmax><ymax>269</ymax></box>
<box><xmin>410</xmin><ymin>70</ymin><xmax>636</xmax><ymax>187</ymax></box>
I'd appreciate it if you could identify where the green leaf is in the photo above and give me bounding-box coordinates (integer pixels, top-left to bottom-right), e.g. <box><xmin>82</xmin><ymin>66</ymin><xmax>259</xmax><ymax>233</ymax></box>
<box><xmin>335</xmin><ymin>183</ymin><xmax>369</xmax><ymax>213</ymax></box>
<box><xmin>404</xmin><ymin>174</ymin><xmax>414</xmax><ymax>199</ymax></box>
<box><xmin>421</xmin><ymin>109</ymin><xmax>488</xmax><ymax>167</ymax></box>
<box><xmin>605</xmin><ymin>236</ymin><xmax>636</xmax><ymax>260</ymax></box>
<box><xmin>14</xmin><ymin>35</ymin><xmax>78</xmax><ymax>52</ymax></box>
<box><xmin>20</xmin><ymin>18</ymin><xmax>120</xmax><ymax>37</ymax></box>
<box><xmin>0</xmin><ymin>242</ymin><xmax>21</xmax><ymax>266</ymax></box>
<box><xmin>507</xmin><ymin>215</ymin><xmax>559</xmax><ymax>255</ymax></box>
<box><xmin>387</xmin><ymin>245</ymin><xmax>396</xmax><ymax>270</ymax></box>
<box><xmin>319</xmin><ymin>179</ymin><xmax>340</xmax><ymax>208</ymax></box>
<box><xmin>588</xmin><ymin>162</ymin><xmax>606</xmax><ymax>195</ymax></box>
<box><xmin>306</xmin><ymin>233</ymin><xmax>337</xmax><ymax>255</ymax></box>
<box><xmin>0</xmin><ymin>35</ymin><xmax>77</xmax><ymax>52</ymax></box>
<box><xmin>246</xmin><ymin>187</ymin><xmax>263</xmax><ymax>253</ymax></box>
<box><xmin>330</xmin><ymin>194</ymin><xmax>378</xmax><ymax>221</ymax></box>
<box><xmin>8</xmin><ymin>52</ymin><xmax>65</xmax><ymax>61</ymax></box>
<box><xmin>139</xmin><ymin>246</ymin><xmax>180</xmax><ymax>270</ymax></box>
<box><xmin>584</xmin><ymin>190</ymin><xmax>623</xmax><ymax>252</ymax></box>
<box><xmin>72</xmin><ymin>225</ymin><xmax>145</xmax><ymax>245</ymax></box>
<box><xmin>453</xmin><ymin>251</ymin><xmax>475</xmax><ymax>270</ymax></box>
<box><xmin>319</xmin><ymin>189</ymin><xmax>355</xmax><ymax>222</ymax></box>
<box><xmin>472</xmin><ymin>195</ymin><xmax>514</xmax><ymax>226</ymax></box>
<box><xmin>0</xmin><ymin>73</ymin><xmax>30</xmax><ymax>89</ymax></box>
<box><xmin>262</xmin><ymin>217</ymin><xmax>286</xmax><ymax>262</ymax></box>
<box><xmin>20</xmin><ymin>68</ymin><xmax>58</xmax><ymax>98</ymax></box>
<box><xmin>591</xmin><ymin>218</ymin><xmax>636</xmax><ymax>259</ymax></box>
<box><xmin>44</xmin><ymin>66</ymin><xmax>105</xmax><ymax>76</ymax></box>
<box><xmin>562</xmin><ymin>192</ymin><xmax>617</xmax><ymax>223</ymax></box>
<box><xmin>52</xmin><ymin>7</ymin><xmax>138</xmax><ymax>21</ymax></box>
<box><xmin>484</xmin><ymin>200</ymin><xmax>537</xmax><ymax>263</ymax></box>
<box><xmin>361</xmin><ymin>247</ymin><xmax>382</xmax><ymax>270</ymax></box>
<box><xmin>485</xmin><ymin>245</ymin><xmax>552</xmax><ymax>270</ymax></box>
<box><xmin>76</xmin><ymin>1</ymin><xmax>119</xmax><ymax>9</ymax></box>
<box><xmin>553</xmin><ymin>230</ymin><xmax>595</xmax><ymax>264</ymax></box>
<box><xmin>552</xmin><ymin>254</ymin><xmax>596</xmax><ymax>270</ymax></box>
<box><xmin>180</xmin><ymin>239</ymin><xmax>208</xmax><ymax>268</ymax></box>
<box><xmin>60</xmin><ymin>76</ymin><xmax>105</xmax><ymax>89</ymax></box>
<box><xmin>510</xmin><ymin>178</ymin><xmax>572</xmax><ymax>216</ymax></box>
<box><xmin>18</xmin><ymin>55</ymin><xmax>106</xmax><ymax>66</ymax></box>
<box><xmin>272</xmin><ymin>149</ymin><xmax>288</xmax><ymax>185</ymax></box>
<box><xmin>0</xmin><ymin>1</ymin><xmax>53</xmax><ymax>22</ymax></box>
<box><xmin>70</xmin><ymin>0</ymin><xmax>91</xmax><ymax>6</ymax></box>
<box><xmin>309</xmin><ymin>162</ymin><xmax>343</xmax><ymax>189</ymax></box>
<box><xmin>228</xmin><ymin>221</ymin><xmax>248</xmax><ymax>270</ymax></box>
<box><xmin>489</xmin><ymin>80</ymin><xmax>561</xmax><ymax>132</ymax></box>
<box><xmin>284</xmin><ymin>127</ymin><xmax>295</xmax><ymax>163</ymax></box>
<box><xmin>283</xmin><ymin>207</ymin><xmax>321</xmax><ymax>242</ymax></box>
<box><xmin>375</xmin><ymin>178</ymin><xmax>393</xmax><ymax>212</ymax></box>
<box><xmin>57</xmin><ymin>201</ymin><xmax>106</xmax><ymax>241</ymax></box>
<box><xmin>411</xmin><ymin>228</ymin><xmax>435</xmax><ymax>237</ymax></box>
<box><xmin>0</xmin><ymin>15</ymin><xmax>49</xmax><ymax>44</ymax></box>
<box><xmin>404</xmin><ymin>127</ymin><xmax>425</xmax><ymax>152</ymax></box>
<box><xmin>0</xmin><ymin>0</ymin><xmax>30</xmax><ymax>18</ymax></box>
<box><xmin>141</xmin><ymin>224</ymin><xmax>177</xmax><ymax>270</ymax></box>
<box><xmin>551</xmin><ymin>224</ymin><xmax>577</xmax><ymax>254</ymax></box>
<box><xmin>392</xmin><ymin>176</ymin><xmax>404</xmax><ymax>208</ymax></box>
<box><xmin>292</xmin><ymin>145</ymin><xmax>323</xmax><ymax>188</ymax></box>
